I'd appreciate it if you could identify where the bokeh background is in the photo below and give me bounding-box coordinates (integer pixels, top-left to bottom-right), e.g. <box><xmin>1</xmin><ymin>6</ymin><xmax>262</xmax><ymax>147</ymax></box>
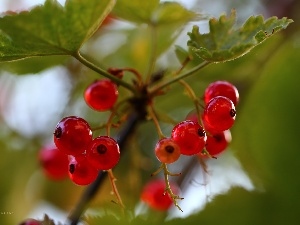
<box><xmin>0</xmin><ymin>0</ymin><xmax>299</xmax><ymax>224</ymax></box>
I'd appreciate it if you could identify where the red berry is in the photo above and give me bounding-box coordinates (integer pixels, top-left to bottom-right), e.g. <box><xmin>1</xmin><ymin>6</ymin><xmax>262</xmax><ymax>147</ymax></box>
<box><xmin>68</xmin><ymin>156</ymin><xmax>98</xmax><ymax>186</ymax></box>
<box><xmin>141</xmin><ymin>179</ymin><xmax>179</xmax><ymax>211</ymax></box>
<box><xmin>155</xmin><ymin>138</ymin><xmax>181</xmax><ymax>164</ymax></box>
<box><xmin>200</xmin><ymin>130</ymin><xmax>232</xmax><ymax>157</ymax></box>
<box><xmin>54</xmin><ymin>116</ymin><xmax>92</xmax><ymax>156</ymax></box>
<box><xmin>185</xmin><ymin>109</ymin><xmax>198</xmax><ymax>123</ymax></box>
<box><xmin>87</xmin><ymin>136</ymin><xmax>120</xmax><ymax>170</ymax></box>
<box><xmin>38</xmin><ymin>147</ymin><xmax>69</xmax><ymax>180</ymax></box>
<box><xmin>171</xmin><ymin>120</ymin><xmax>207</xmax><ymax>156</ymax></box>
<box><xmin>18</xmin><ymin>219</ymin><xmax>41</xmax><ymax>225</ymax></box>
<box><xmin>202</xmin><ymin>96</ymin><xmax>236</xmax><ymax>132</ymax></box>
<box><xmin>204</xmin><ymin>80</ymin><xmax>239</xmax><ymax>106</ymax></box>
<box><xmin>84</xmin><ymin>79</ymin><xmax>118</xmax><ymax>111</ymax></box>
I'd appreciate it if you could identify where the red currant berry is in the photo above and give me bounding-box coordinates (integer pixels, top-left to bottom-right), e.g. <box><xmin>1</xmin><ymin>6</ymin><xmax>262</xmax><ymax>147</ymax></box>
<box><xmin>87</xmin><ymin>136</ymin><xmax>120</xmax><ymax>170</ymax></box>
<box><xmin>54</xmin><ymin>116</ymin><xmax>92</xmax><ymax>156</ymax></box>
<box><xmin>84</xmin><ymin>79</ymin><xmax>118</xmax><ymax>111</ymax></box>
<box><xmin>200</xmin><ymin>130</ymin><xmax>232</xmax><ymax>157</ymax></box>
<box><xmin>171</xmin><ymin>120</ymin><xmax>207</xmax><ymax>156</ymax></box>
<box><xmin>204</xmin><ymin>80</ymin><xmax>239</xmax><ymax>106</ymax></box>
<box><xmin>18</xmin><ymin>219</ymin><xmax>41</xmax><ymax>225</ymax></box>
<box><xmin>141</xmin><ymin>179</ymin><xmax>179</xmax><ymax>211</ymax></box>
<box><xmin>68</xmin><ymin>156</ymin><xmax>98</xmax><ymax>186</ymax></box>
<box><xmin>38</xmin><ymin>147</ymin><xmax>69</xmax><ymax>180</ymax></box>
<box><xmin>155</xmin><ymin>138</ymin><xmax>181</xmax><ymax>164</ymax></box>
<box><xmin>202</xmin><ymin>96</ymin><xmax>236</xmax><ymax>132</ymax></box>
<box><xmin>185</xmin><ymin>109</ymin><xmax>198</xmax><ymax>123</ymax></box>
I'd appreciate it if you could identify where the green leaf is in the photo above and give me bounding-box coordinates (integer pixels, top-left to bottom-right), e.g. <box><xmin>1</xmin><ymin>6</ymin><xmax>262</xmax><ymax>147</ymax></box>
<box><xmin>113</xmin><ymin>0</ymin><xmax>196</xmax><ymax>25</ymax></box>
<box><xmin>187</xmin><ymin>10</ymin><xmax>293</xmax><ymax>62</ymax></box>
<box><xmin>0</xmin><ymin>55</ymin><xmax>69</xmax><ymax>74</ymax></box>
<box><xmin>0</xmin><ymin>0</ymin><xmax>115</xmax><ymax>62</ymax></box>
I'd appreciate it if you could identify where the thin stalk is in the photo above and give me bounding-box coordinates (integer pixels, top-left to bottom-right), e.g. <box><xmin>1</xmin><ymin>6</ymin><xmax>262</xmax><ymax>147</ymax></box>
<box><xmin>73</xmin><ymin>51</ymin><xmax>137</xmax><ymax>94</ymax></box>
<box><xmin>148</xmin><ymin>104</ymin><xmax>166</xmax><ymax>139</ymax></box>
<box><xmin>107</xmin><ymin>169</ymin><xmax>125</xmax><ymax>211</ymax></box>
<box><xmin>149</xmin><ymin>61</ymin><xmax>211</xmax><ymax>96</ymax></box>
<box><xmin>179</xmin><ymin>80</ymin><xmax>202</xmax><ymax>124</ymax></box>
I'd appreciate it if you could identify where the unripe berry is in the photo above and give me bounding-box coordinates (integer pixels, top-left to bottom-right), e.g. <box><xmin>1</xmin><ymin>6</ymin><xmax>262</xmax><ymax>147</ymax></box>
<box><xmin>54</xmin><ymin>116</ymin><xmax>92</xmax><ymax>156</ymax></box>
<box><xmin>84</xmin><ymin>79</ymin><xmax>118</xmax><ymax>111</ymax></box>
<box><xmin>87</xmin><ymin>136</ymin><xmax>120</xmax><ymax>170</ymax></box>
<box><xmin>155</xmin><ymin>138</ymin><xmax>181</xmax><ymax>164</ymax></box>
<box><xmin>171</xmin><ymin>120</ymin><xmax>207</xmax><ymax>155</ymax></box>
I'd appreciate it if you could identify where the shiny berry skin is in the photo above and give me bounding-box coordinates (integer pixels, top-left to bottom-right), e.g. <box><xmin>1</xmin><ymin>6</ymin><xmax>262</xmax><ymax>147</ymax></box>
<box><xmin>54</xmin><ymin>116</ymin><xmax>92</xmax><ymax>156</ymax></box>
<box><xmin>68</xmin><ymin>156</ymin><xmax>98</xmax><ymax>186</ymax></box>
<box><xmin>87</xmin><ymin>136</ymin><xmax>120</xmax><ymax>170</ymax></box>
<box><xmin>18</xmin><ymin>219</ymin><xmax>41</xmax><ymax>225</ymax></box>
<box><xmin>155</xmin><ymin>138</ymin><xmax>181</xmax><ymax>164</ymax></box>
<box><xmin>38</xmin><ymin>147</ymin><xmax>69</xmax><ymax>180</ymax></box>
<box><xmin>171</xmin><ymin>120</ymin><xmax>207</xmax><ymax>156</ymax></box>
<box><xmin>204</xmin><ymin>80</ymin><xmax>239</xmax><ymax>106</ymax></box>
<box><xmin>84</xmin><ymin>79</ymin><xmax>118</xmax><ymax>111</ymax></box>
<box><xmin>141</xmin><ymin>179</ymin><xmax>179</xmax><ymax>211</ymax></box>
<box><xmin>201</xmin><ymin>130</ymin><xmax>232</xmax><ymax>157</ymax></box>
<box><xmin>203</xmin><ymin>96</ymin><xmax>236</xmax><ymax>132</ymax></box>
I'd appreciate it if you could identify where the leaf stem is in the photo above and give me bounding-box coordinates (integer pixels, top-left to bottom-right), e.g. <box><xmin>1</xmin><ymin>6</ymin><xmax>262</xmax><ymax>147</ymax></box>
<box><xmin>73</xmin><ymin>51</ymin><xmax>138</xmax><ymax>94</ymax></box>
<box><xmin>145</xmin><ymin>24</ymin><xmax>158</xmax><ymax>84</ymax></box>
<box><xmin>149</xmin><ymin>61</ymin><xmax>211</xmax><ymax>96</ymax></box>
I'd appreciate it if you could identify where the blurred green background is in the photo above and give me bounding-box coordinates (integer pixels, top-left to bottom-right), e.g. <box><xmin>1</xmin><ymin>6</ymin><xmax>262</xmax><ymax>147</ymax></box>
<box><xmin>0</xmin><ymin>0</ymin><xmax>299</xmax><ymax>224</ymax></box>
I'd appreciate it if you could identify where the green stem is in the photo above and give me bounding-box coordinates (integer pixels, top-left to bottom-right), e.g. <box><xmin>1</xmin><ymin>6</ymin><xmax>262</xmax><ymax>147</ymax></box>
<box><xmin>149</xmin><ymin>61</ymin><xmax>212</xmax><ymax>96</ymax></box>
<box><xmin>73</xmin><ymin>51</ymin><xmax>138</xmax><ymax>94</ymax></box>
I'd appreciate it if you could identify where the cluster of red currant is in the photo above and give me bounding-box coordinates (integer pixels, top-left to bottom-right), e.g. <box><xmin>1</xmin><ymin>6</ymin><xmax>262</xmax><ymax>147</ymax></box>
<box><xmin>39</xmin><ymin>78</ymin><xmax>121</xmax><ymax>186</ymax></box>
<box><xmin>154</xmin><ymin>80</ymin><xmax>239</xmax><ymax>164</ymax></box>
<box><xmin>141</xmin><ymin>81</ymin><xmax>239</xmax><ymax>211</ymax></box>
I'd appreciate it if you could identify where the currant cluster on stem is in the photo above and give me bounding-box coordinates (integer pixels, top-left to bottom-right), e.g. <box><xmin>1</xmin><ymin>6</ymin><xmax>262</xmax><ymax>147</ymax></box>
<box><xmin>51</xmin><ymin>116</ymin><xmax>120</xmax><ymax>186</ymax></box>
<box><xmin>145</xmin><ymin>81</ymin><xmax>239</xmax><ymax>211</ymax></box>
<box><xmin>38</xmin><ymin>74</ymin><xmax>122</xmax><ymax>185</ymax></box>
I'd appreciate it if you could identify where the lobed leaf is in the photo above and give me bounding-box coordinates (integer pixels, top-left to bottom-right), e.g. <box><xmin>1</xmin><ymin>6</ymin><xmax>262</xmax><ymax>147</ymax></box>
<box><xmin>187</xmin><ymin>10</ymin><xmax>293</xmax><ymax>62</ymax></box>
<box><xmin>0</xmin><ymin>0</ymin><xmax>115</xmax><ymax>62</ymax></box>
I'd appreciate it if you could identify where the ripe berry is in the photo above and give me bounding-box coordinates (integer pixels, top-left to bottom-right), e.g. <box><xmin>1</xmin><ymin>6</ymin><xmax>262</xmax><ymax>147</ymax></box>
<box><xmin>204</xmin><ymin>80</ymin><xmax>239</xmax><ymax>106</ymax></box>
<box><xmin>84</xmin><ymin>79</ymin><xmax>118</xmax><ymax>111</ymax></box>
<box><xmin>202</xmin><ymin>96</ymin><xmax>236</xmax><ymax>132</ymax></box>
<box><xmin>54</xmin><ymin>116</ymin><xmax>92</xmax><ymax>156</ymax></box>
<box><xmin>18</xmin><ymin>219</ymin><xmax>41</xmax><ymax>225</ymax></box>
<box><xmin>155</xmin><ymin>138</ymin><xmax>181</xmax><ymax>164</ymax></box>
<box><xmin>200</xmin><ymin>130</ymin><xmax>232</xmax><ymax>157</ymax></box>
<box><xmin>68</xmin><ymin>156</ymin><xmax>98</xmax><ymax>186</ymax></box>
<box><xmin>38</xmin><ymin>147</ymin><xmax>69</xmax><ymax>180</ymax></box>
<box><xmin>87</xmin><ymin>136</ymin><xmax>120</xmax><ymax>170</ymax></box>
<box><xmin>171</xmin><ymin>120</ymin><xmax>207</xmax><ymax>156</ymax></box>
<box><xmin>141</xmin><ymin>179</ymin><xmax>179</xmax><ymax>211</ymax></box>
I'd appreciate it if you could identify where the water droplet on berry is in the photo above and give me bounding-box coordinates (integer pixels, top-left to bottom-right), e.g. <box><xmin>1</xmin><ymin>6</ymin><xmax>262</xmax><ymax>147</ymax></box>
<box><xmin>97</xmin><ymin>144</ymin><xmax>107</xmax><ymax>154</ymax></box>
